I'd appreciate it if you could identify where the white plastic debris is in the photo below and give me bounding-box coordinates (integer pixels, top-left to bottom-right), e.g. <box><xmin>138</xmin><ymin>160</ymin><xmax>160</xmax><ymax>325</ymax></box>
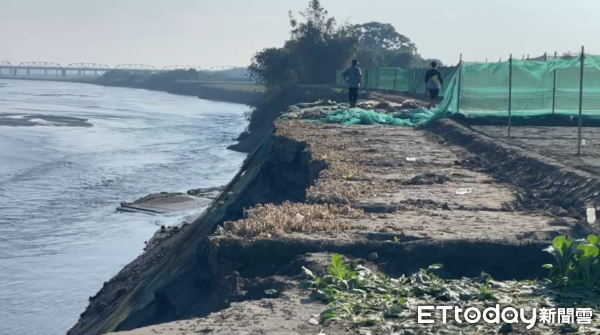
<box><xmin>587</xmin><ymin>207</ymin><xmax>596</xmax><ymax>224</ymax></box>
<box><xmin>455</xmin><ymin>188</ymin><xmax>473</xmax><ymax>195</ymax></box>
<box><xmin>293</xmin><ymin>213</ymin><xmax>305</xmax><ymax>223</ymax></box>
<box><xmin>406</xmin><ymin>157</ymin><xmax>416</xmax><ymax>161</ymax></box>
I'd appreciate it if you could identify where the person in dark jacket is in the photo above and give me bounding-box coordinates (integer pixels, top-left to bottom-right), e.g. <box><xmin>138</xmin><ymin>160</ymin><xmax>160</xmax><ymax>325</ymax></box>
<box><xmin>425</xmin><ymin>61</ymin><xmax>444</xmax><ymax>109</ymax></box>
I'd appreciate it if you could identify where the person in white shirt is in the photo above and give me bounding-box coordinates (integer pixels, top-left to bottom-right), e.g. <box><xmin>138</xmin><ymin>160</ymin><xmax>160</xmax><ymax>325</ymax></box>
<box><xmin>342</xmin><ymin>60</ymin><xmax>362</xmax><ymax>107</ymax></box>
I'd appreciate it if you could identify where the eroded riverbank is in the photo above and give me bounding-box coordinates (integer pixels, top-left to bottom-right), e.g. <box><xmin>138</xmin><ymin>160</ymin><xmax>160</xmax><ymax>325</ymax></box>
<box><xmin>68</xmin><ymin>96</ymin><xmax>600</xmax><ymax>334</ymax></box>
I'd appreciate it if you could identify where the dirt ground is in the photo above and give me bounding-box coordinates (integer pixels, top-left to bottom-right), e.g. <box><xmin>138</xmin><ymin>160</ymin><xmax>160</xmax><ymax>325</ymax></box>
<box><xmin>271</xmin><ymin>122</ymin><xmax>580</xmax><ymax>245</ymax></box>
<box><xmin>111</xmin><ymin>288</ymin><xmax>353</xmax><ymax>335</ymax></box>
<box><xmin>106</xmin><ymin>120</ymin><xmax>599</xmax><ymax>335</ymax></box>
<box><xmin>472</xmin><ymin>125</ymin><xmax>600</xmax><ymax>175</ymax></box>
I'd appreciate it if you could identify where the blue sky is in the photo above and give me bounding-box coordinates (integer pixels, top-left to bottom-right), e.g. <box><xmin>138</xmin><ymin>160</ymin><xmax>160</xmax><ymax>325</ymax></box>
<box><xmin>0</xmin><ymin>0</ymin><xmax>597</xmax><ymax>68</ymax></box>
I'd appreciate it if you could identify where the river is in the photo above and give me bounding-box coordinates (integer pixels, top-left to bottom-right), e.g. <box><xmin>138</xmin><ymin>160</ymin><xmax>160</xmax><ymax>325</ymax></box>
<box><xmin>0</xmin><ymin>79</ymin><xmax>248</xmax><ymax>335</ymax></box>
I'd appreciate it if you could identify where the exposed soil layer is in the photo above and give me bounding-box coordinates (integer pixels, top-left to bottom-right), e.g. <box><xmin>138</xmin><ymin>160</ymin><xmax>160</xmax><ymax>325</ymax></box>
<box><xmin>76</xmin><ymin>113</ymin><xmax>600</xmax><ymax>335</ymax></box>
<box><xmin>471</xmin><ymin>125</ymin><xmax>600</xmax><ymax>175</ymax></box>
<box><xmin>228</xmin><ymin>86</ymin><xmax>350</xmax><ymax>153</ymax></box>
<box><xmin>68</xmin><ymin>125</ymin><xmax>327</xmax><ymax>335</ymax></box>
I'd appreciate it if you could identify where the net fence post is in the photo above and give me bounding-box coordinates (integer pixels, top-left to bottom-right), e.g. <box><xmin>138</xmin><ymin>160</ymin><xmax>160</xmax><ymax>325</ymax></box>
<box><xmin>578</xmin><ymin>46</ymin><xmax>585</xmax><ymax>155</ymax></box>
<box><xmin>456</xmin><ymin>54</ymin><xmax>463</xmax><ymax>120</ymax></box>
<box><xmin>393</xmin><ymin>68</ymin><xmax>398</xmax><ymax>91</ymax></box>
<box><xmin>508</xmin><ymin>54</ymin><xmax>513</xmax><ymax>137</ymax></box>
<box><xmin>552</xmin><ymin>52</ymin><xmax>557</xmax><ymax>119</ymax></box>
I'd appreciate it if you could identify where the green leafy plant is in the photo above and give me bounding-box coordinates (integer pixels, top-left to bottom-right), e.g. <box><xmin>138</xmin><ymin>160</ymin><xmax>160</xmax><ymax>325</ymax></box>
<box><xmin>543</xmin><ymin>235</ymin><xmax>600</xmax><ymax>288</ymax></box>
<box><xmin>478</xmin><ymin>285</ymin><xmax>497</xmax><ymax>301</ymax></box>
<box><xmin>327</xmin><ymin>254</ymin><xmax>356</xmax><ymax>280</ymax></box>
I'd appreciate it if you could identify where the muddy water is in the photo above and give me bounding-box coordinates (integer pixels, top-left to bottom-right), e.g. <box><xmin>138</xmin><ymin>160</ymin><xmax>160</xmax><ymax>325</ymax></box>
<box><xmin>0</xmin><ymin>79</ymin><xmax>247</xmax><ymax>335</ymax></box>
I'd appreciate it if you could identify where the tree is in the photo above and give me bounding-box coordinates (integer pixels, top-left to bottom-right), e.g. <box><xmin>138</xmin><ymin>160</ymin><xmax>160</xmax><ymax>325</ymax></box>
<box><xmin>353</xmin><ymin>48</ymin><xmax>387</xmax><ymax>70</ymax></box>
<box><xmin>384</xmin><ymin>51</ymin><xmax>415</xmax><ymax>68</ymax></box>
<box><xmin>353</xmin><ymin>22</ymin><xmax>415</xmax><ymax>51</ymax></box>
<box><xmin>248</xmin><ymin>47</ymin><xmax>298</xmax><ymax>89</ymax></box>
<box><xmin>350</xmin><ymin>22</ymin><xmax>427</xmax><ymax>70</ymax></box>
<box><xmin>419</xmin><ymin>57</ymin><xmax>445</xmax><ymax>68</ymax></box>
<box><xmin>285</xmin><ymin>0</ymin><xmax>359</xmax><ymax>84</ymax></box>
<box><xmin>247</xmin><ymin>0</ymin><xmax>358</xmax><ymax>87</ymax></box>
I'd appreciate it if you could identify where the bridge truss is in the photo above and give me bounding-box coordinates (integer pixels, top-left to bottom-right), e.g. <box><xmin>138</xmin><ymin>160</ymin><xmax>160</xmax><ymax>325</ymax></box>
<box><xmin>115</xmin><ymin>64</ymin><xmax>158</xmax><ymax>71</ymax></box>
<box><xmin>162</xmin><ymin>65</ymin><xmax>204</xmax><ymax>71</ymax></box>
<box><xmin>207</xmin><ymin>66</ymin><xmax>236</xmax><ymax>71</ymax></box>
<box><xmin>67</xmin><ymin>63</ymin><xmax>110</xmax><ymax>69</ymax></box>
<box><xmin>18</xmin><ymin>62</ymin><xmax>63</xmax><ymax>68</ymax></box>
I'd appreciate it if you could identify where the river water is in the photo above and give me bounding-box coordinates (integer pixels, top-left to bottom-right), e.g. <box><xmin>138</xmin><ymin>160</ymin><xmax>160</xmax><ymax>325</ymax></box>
<box><xmin>0</xmin><ymin>79</ymin><xmax>248</xmax><ymax>335</ymax></box>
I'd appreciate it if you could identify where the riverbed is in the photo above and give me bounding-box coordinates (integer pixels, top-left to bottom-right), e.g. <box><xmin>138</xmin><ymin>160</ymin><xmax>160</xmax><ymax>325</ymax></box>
<box><xmin>0</xmin><ymin>79</ymin><xmax>247</xmax><ymax>335</ymax></box>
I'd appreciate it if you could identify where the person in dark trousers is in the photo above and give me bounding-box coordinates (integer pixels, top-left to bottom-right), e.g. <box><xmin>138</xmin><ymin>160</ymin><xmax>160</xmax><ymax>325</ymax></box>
<box><xmin>343</xmin><ymin>60</ymin><xmax>362</xmax><ymax>107</ymax></box>
<box><xmin>425</xmin><ymin>61</ymin><xmax>444</xmax><ymax>109</ymax></box>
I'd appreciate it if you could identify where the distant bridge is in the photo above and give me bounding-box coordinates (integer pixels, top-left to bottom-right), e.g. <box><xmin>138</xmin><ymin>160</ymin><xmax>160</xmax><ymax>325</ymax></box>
<box><xmin>0</xmin><ymin>62</ymin><xmax>240</xmax><ymax>77</ymax></box>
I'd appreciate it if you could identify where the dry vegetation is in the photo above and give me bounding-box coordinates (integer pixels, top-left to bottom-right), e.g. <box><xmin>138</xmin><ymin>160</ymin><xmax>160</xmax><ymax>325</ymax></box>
<box><xmin>223</xmin><ymin>201</ymin><xmax>364</xmax><ymax>238</ymax></box>
<box><xmin>276</xmin><ymin>120</ymin><xmax>401</xmax><ymax>206</ymax></box>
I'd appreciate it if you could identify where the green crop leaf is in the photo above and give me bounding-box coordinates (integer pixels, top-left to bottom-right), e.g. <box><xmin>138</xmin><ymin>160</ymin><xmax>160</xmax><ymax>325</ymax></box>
<box><xmin>299</xmin><ymin>279</ymin><xmax>315</xmax><ymax>290</ymax></box>
<box><xmin>386</xmin><ymin>305</ymin><xmax>403</xmax><ymax>317</ymax></box>
<box><xmin>332</xmin><ymin>254</ymin><xmax>343</xmax><ymax>268</ymax></box>
<box><xmin>587</xmin><ymin>235</ymin><xmax>600</xmax><ymax>245</ymax></box>
<box><xmin>578</xmin><ymin>244</ymin><xmax>600</xmax><ymax>258</ymax></box>
<box><xmin>553</xmin><ymin>236</ymin><xmax>567</xmax><ymax>254</ymax></box>
<box><xmin>320</xmin><ymin>308</ymin><xmax>339</xmax><ymax>321</ymax></box>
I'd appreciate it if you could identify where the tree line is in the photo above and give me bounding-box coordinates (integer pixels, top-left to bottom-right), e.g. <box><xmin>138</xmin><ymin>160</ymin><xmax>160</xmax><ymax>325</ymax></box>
<box><xmin>248</xmin><ymin>0</ymin><xmax>443</xmax><ymax>91</ymax></box>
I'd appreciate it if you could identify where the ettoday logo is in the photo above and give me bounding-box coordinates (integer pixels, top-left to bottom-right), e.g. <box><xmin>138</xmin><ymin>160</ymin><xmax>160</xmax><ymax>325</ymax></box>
<box><xmin>418</xmin><ymin>305</ymin><xmax>594</xmax><ymax>329</ymax></box>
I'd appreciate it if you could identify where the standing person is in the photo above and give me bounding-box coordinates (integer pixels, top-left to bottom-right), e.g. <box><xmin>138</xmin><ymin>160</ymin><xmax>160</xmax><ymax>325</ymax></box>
<box><xmin>425</xmin><ymin>61</ymin><xmax>444</xmax><ymax>109</ymax></box>
<box><xmin>343</xmin><ymin>60</ymin><xmax>362</xmax><ymax>108</ymax></box>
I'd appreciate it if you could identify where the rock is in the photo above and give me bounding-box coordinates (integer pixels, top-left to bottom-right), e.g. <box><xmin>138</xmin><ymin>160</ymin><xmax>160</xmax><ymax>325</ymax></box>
<box><xmin>308</xmin><ymin>318</ymin><xmax>319</xmax><ymax>325</ymax></box>
<box><xmin>368</xmin><ymin>252</ymin><xmax>378</xmax><ymax>261</ymax></box>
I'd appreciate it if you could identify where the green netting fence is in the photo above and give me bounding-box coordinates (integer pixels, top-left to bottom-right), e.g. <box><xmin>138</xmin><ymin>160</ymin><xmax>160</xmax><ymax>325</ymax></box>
<box><xmin>335</xmin><ymin>54</ymin><xmax>600</xmax><ymax>121</ymax></box>
<box><xmin>458</xmin><ymin>56</ymin><xmax>600</xmax><ymax>121</ymax></box>
<box><xmin>335</xmin><ymin>66</ymin><xmax>457</xmax><ymax>95</ymax></box>
<box><xmin>332</xmin><ymin>53</ymin><xmax>600</xmax><ymax>153</ymax></box>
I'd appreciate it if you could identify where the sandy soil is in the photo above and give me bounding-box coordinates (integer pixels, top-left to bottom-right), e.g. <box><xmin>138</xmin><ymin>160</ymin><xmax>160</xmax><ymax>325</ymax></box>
<box><xmin>110</xmin><ymin>288</ymin><xmax>351</xmax><ymax>335</ymax></box>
